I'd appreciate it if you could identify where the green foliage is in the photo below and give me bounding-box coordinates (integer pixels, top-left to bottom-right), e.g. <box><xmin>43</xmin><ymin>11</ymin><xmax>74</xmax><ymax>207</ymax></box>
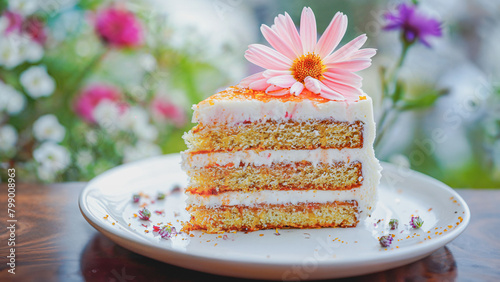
<box><xmin>396</xmin><ymin>90</ymin><xmax>445</xmax><ymax>111</ymax></box>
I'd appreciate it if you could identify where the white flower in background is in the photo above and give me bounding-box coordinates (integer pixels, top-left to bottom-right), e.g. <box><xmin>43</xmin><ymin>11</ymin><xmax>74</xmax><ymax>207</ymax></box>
<box><xmin>85</xmin><ymin>130</ymin><xmax>98</xmax><ymax>145</ymax></box>
<box><xmin>93</xmin><ymin>100</ymin><xmax>122</xmax><ymax>132</ymax></box>
<box><xmin>135</xmin><ymin>124</ymin><xmax>158</xmax><ymax>141</ymax></box>
<box><xmin>0</xmin><ymin>34</ymin><xmax>43</xmax><ymax>68</ymax></box>
<box><xmin>120</xmin><ymin>106</ymin><xmax>148</xmax><ymax>130</ymax></box>
<box><xmin>123</xmin><ymin>141</ymin><xmax>162</xmax><ymax>163</ymax></box>
<box><xmin>33</xmin><ymin>114</ymin><xmax>66</xmax><ymax>143</ymax></box>
<box><xmin>139</xmin><ymin>53</ymin><xmax>157</xmax><ymax>72</ymax></box>
<box><xmin>20</xmin><ymin>65</ymin><xmax>56</xmax><ymax>98</ymax></box>
<box><xmin>36</xmin><ymin>164</ymin><xmax>57</xmax><ymax>182</ymax></box>
<box><xmin>0</xmin><ymin>125</ymin><xmax>18</xmax><ymax>152</ymax></box>
<box><xmin>120</xmin><ymin>106</ymin><xmax>158</xmax><ymax>140</ymax></box>
<box><xmin>76</xmin><ymin>150</ymin><xmax>93</xmax><ymax>169</ymax></box>
<box><xmin>9</xmin><ymin>0</ymin><xmax>39</xmax><ymax>16</ymax></box>
<box><xmin>19</xmin><ymin>37</ymin><xmax>44</xmax><ymax>63</ymax></box>
<box><xmin>388</xmin><ymin>154</ymin><xmax>411</xmax><ymax>169</ymax></box>
<box><xmin>0</xmin><ymin>34</ymin><xmax>24</xmax><ymax>69</ymax></box>
<box><xmin>0</xmin><ymin>81</ymin><xmax>26</xmax><ymax>115</ymax></box>
<box><xmin>33</xmin><ymin>142</ymin><xmax>71</xmax><ymax>173</ymax></box>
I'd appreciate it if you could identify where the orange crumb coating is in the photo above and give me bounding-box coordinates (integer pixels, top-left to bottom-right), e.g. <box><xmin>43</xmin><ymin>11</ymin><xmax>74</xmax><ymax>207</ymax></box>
<box><xmin>199</xmin><ymin>86</ymin><xmax>333</xmax><ymax>105</ymax></box>
<box><xmin>182</xmin><ymin>201</ymin><xmax>358</xmax><ymax>233</ymax></box>
<box><xmin>186</xmin><ymin>161</ymin><xmax>362</xmax><ymax>195</ymax></box>
<box><xmin>185</xmin><ymin>120</ymin><xmax>364</xmax><ymax>152</ymax></box>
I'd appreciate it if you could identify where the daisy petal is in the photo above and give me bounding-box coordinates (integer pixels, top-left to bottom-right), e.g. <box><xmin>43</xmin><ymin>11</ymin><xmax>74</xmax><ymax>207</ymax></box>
<box><xmin>239</xmin><ymin>71</ymin><xmax>265</xmax><ymax>87</ymax></box>
<box><xmin>266</xmin><ymin>84</ymin><xmax>282</xmax><ymax>93</ymax></box>
<box><xmin>249</xmin><ymin>78</ymin><xmax>270</xmax><ymax>91</ymax></box>
<box><xmin>322</xmin><ymin>79</ymin><xmax>363</xmax><ymax>97</ymax></box>
<box><xmin>245</xmin><ymin>44</ymin><xmax>293</xmax><ymax>70</ymax></box>
<box><xmin>325</xmin><ymin>58</ymin><xmax>372</xmax><ymax>72</ymax></box>
<box><xmin>317</xmin><ymin>80</ymin><xmax>346</xmax><ymax>100</ymax></box>
<box><xmin>266</xmin><ymin>88</ymin><xmax>289</xmax><ymax>96</ymax></box>
<box><xmin>267</xmin><ymin>74</ymin><xmax>297</xmax><ymax>88</ymax></box>
<box><xmin>323</xmin><ymin>34</ymin><xmax>368</xmax><ymax>64</ymax></box>
<box><xmin>347</xmin><ymin>48</ymin><xmax>377</xmax><ymax>60</ymax></box>
<box><xmin>273</xmin><ymin>13</ymin><xmax>303</xmax><ymax>56</ymax></box>
<box><xmin>300</xmin><ymin>7</ymin><xmax>317</xmax><ymax>54</ymax></box>
<box><xmin>323</xmin><ymin>69</ymin><xmax>362</xmax><ymax>88</ymax></box>
<box><xmin>290</xmin><ymin>81</ymin><xmax>304</xmax><ymax>96</ymax></box>
<box><xmin>304</xmin><ymin>76</ymin><xmax>321</xmax><ymax>94</ymax></box>
<box><xmin>261</xmin><ymin>24</ymin><xmax>297</xmax><ymax>60</ymax></box>
<box><xmin>263</xmin><ymin>70</ymin><xmax>292</xmax><ymax>78</ymax></box>
<box><xmin>315</xmin><ymin>12</ymin><xmax>348</xmax><ymax>58</ymax></box>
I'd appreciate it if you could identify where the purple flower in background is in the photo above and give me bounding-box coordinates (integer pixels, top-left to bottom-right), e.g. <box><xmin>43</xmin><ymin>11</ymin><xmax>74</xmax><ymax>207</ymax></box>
<box><xmin>384</xmin><ymin>3</ymin><xmax>442</xmax><ymax>47</ymax></box>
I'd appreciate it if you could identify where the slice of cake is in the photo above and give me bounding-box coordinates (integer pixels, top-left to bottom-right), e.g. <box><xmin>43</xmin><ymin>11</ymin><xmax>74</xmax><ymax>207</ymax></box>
<box><xmin>181</xmin><ymin>88</ymin><xmax>381</xmax><ymax>232</ymax></box>
<box><xmin>181</xmin><ymin>7</ymin><xmax>381</xmax><ymax>233</ymax></box>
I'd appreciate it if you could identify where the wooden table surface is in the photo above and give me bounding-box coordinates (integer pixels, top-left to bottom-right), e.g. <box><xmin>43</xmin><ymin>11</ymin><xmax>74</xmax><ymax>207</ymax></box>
<box><xmin>0</xmin><ymin>183</ymin><xmax>499</xmax><ymax>281</ymax></box>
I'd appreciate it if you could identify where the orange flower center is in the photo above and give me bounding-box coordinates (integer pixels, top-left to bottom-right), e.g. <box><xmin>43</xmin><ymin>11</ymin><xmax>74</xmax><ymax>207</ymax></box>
<box><xmin>291</xmin><ymin>53</ymin><xmax>325</xmax><ymax>83</ymax></box>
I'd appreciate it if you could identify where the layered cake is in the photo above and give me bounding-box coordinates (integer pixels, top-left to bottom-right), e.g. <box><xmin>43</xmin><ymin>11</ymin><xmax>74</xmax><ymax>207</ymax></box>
<box><xmin>181</xmin><ymin>7</ymin><xmax>381</xmax><ymax>233</ymax></box>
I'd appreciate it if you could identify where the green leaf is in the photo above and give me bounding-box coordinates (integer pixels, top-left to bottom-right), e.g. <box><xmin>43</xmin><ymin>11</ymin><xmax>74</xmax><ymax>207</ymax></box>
<box><xmin>392</xmin><ymin>80</ymin><xmax>405</xmax><ymax>103</ymax></box>
<box><xmin>397</xmin><ymin>91</ymin><xmax>442</xmax><ymax>111</ymax></box>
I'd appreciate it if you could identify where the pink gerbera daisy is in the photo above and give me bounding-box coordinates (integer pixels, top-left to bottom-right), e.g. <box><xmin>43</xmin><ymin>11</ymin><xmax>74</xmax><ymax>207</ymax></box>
<box><xmin>239</xmin><ymin>7</ymin><xmax>376</xmax><ymax>101</ymax></box>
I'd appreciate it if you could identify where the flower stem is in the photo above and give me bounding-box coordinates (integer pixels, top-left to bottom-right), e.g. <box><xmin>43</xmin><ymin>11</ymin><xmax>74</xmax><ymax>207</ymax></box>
<box><xmin>375</xmin><ymin>39</ymin><xmax>412</xmax><ymax>149</ymax></box>
<box><xmin>388</xmin><ymin>40</ymin><xmax>411</xmax><ymax>90</ymax></box>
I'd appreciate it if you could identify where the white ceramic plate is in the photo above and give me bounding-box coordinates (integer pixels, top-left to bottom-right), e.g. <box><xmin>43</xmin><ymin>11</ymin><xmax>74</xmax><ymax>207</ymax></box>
<box><xmin>79</xmin><ymin>154</ymin><xmax>470</xmax><ymax>280</ymax></box>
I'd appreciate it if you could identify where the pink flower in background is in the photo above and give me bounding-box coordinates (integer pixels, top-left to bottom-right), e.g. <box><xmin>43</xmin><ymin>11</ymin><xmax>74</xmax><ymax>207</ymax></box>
<box><xmin>23</xmin><ymin>17</ymin><xmax>47</xmax><ymax>44</ymax></box>
<box><xmin>74</xmin><ymin>84</ymin><xmax>122</xmax><ymax>123</ymax></box>
<box><xmin>95</xmin><ymin>7</ymin><xmax>143</xmax><ymax>48</ymax></box>
<box><xmin>4</xmin><ymin>11</ymin><xmax>22</xmax><ymax>34</ymax></box>
<box><xmin>239</xmin><ymin>7</ymin><xmax>376</xmax><ymax>101</ymax></box>
<box><xmin>384</xmin><ymin>3</ymin><xmax>442</xmax><ymax>47</ymax></box>
<box><xmin>152</xmin><ymin>98</ymin><xmax>187</xmax><ymax>128</ymax></box>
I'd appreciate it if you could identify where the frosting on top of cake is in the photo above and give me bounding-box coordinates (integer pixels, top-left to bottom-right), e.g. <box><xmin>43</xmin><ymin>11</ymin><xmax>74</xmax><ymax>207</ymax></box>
<box><xmin>192</xmin><ymin>86</ymin><xmax>374</xmax><ymax>125</ymax></box>
<box><xmin>199</xmin><ymin>87</ymin><xmax>354</xmax><ymax>105</ymax></box>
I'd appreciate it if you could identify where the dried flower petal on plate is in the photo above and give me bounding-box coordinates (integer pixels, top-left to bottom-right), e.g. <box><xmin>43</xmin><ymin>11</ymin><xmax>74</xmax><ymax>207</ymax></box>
<box><xmin>389</xmin><ymin>219</ymin><xmax>399</xmax><ymax>230</ymax></box>
<box><xmin>138</xmin><ymin>207</ymin><xmax>151</xmax><ymax>220</ymax></box>
<box><xmin>379</xmin><ymin>235</ymin><xmax>393</xmax><ymax>247</ymax></box>
<box><xmin>132</xmin><ymin>194</ymin><xmax>140</xmax><ymax>203</ymax></box>
<box><xmin>410</xmin><ymin>216</ymin><xmax>423</xmax><ymax>229</ymax></box>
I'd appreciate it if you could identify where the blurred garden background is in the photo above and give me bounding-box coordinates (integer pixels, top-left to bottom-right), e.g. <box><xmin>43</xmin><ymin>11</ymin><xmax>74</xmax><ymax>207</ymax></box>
<box><xmin>0</xmin><ymin>0</ymin><xmax>499</xmax><ymax>188</ymax></box>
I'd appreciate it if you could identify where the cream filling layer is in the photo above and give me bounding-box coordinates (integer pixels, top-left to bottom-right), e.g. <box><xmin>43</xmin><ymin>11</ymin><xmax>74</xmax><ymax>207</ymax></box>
<box><xmin>186</xmin><ymin>189</ymin><xmax>376</xmax><ymax>217</ymax></box>
<box><xmin>183</xmin><ymin>148</ymin><xmax>371</xmax><ymax>169</ymax></box>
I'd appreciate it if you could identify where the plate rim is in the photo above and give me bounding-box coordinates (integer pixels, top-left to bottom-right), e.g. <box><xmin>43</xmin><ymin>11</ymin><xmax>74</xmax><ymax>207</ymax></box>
<box><xmin>79</xmin><ymin>154</ymin><xmax>471</xmax><ymax>268</ymax></box>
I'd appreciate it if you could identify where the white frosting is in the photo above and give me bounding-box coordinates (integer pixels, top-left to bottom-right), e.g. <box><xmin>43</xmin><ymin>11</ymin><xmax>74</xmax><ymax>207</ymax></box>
<box><xmin>186</xmin><ymin>188</ymin><xmax>376</xmax><ymax>217</ymax></box>
<box><xmin>183</xmin><ymin>148</ymin><xmax>369</xmax><ymax>168</ymax></box>
<box><xmin>192</xmin><ymin>91</ymin><xmax>375</xmax><ymax>125</ymax></box>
